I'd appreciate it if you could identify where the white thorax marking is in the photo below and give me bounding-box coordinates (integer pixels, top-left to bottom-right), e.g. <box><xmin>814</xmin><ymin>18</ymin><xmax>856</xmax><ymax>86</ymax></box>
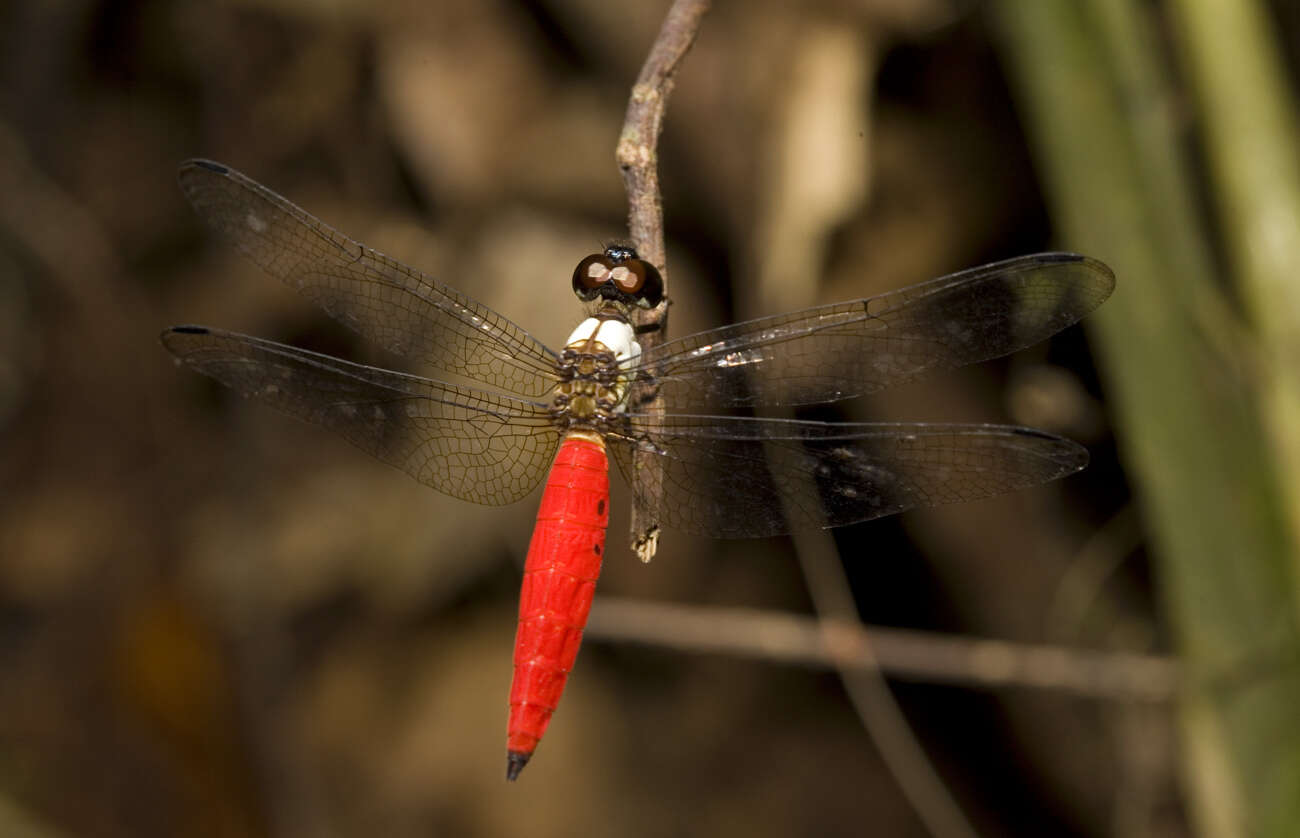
<box><xmin>564</xmin><ymin>317</ymin><xmax>641</xmax><ymax>366</ymax></box>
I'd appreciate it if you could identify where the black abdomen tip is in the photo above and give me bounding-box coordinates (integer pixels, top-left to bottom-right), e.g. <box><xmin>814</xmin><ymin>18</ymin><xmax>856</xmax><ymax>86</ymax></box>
<box><xmin>169</xmin><ymin>325</ymin><xmax>210</xmax><ymax>335</ymax></box>
<box><xmin>506</xmin><ymin>750</ymin><xmax>531</xmax><ymax>781</ymax></box>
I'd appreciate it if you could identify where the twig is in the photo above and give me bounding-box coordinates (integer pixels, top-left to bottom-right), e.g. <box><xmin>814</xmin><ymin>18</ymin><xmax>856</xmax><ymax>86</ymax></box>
<box><xmin>616</xmin><ymin>0</ymin><xmax>709</xmax><ymax>273</ymax></box>
<box><xmin>615</xmin><ymin>0</ymin><xmax>710</xmax><ymax>562</ymax></box>
<box><xmin>734</xmin><ymin>24</ymin><xmax>982</xmax><ymax>831</ymax></box>
<box><xmin>790</xmin><ymin>526</ymin><xmax>983</xmax><ymax>838</ymax></box>
<box><xmin>1044</xmin><ymin>503</ymin><xmax>1145</xmax><ymax>641</ymax></box>
<box><xmin>586</xmin><ymin>597</ymin><xmax>1178</xmax><ymax>701</ymax></box>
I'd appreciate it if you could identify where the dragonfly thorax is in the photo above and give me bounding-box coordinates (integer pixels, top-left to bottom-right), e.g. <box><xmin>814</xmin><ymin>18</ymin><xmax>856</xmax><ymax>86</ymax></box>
<box><xmin>551</xmin><ymin>317</ymin><xmax>641</xmax><ymax>428</ymax></box>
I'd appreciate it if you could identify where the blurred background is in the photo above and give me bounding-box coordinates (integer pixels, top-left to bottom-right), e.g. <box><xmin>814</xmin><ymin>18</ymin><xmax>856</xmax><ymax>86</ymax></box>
<box><xmin>2</xmin><ymin>0</ymin><xmax>1299</xmax><ymax>836</ymax></box>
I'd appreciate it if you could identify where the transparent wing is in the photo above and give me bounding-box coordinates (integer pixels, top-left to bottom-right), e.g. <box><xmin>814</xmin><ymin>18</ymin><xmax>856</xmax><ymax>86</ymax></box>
<box><xmin>162</xmin><ymin>326</ymin><xmax>560</xmax><ymax>505</ymax></box>
<box><xmin>607</xmin><ymin>414</ymin><xmax>1087</xmax><ymax>539</ymax></box>
<box><xmin>178</xmin><ymin>159</ymin><xmax>560</xmax><ymax>397</ymax></box>
<box><xmin>639</xmin><ymin>253</ymin><xmax>1114</xmax><ymax>409</ymax></box>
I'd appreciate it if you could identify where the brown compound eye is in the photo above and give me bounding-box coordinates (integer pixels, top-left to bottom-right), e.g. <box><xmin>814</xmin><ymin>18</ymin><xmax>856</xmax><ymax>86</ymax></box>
<box><xmin>572</xmin><ymin>253</ymin><xmax>613</xmax><ymax>300</ymax></box>
<box><xmin>628</xmin><ymin>259</ymin><xmax>664</xmax><ymax>308</ymax></box>
<box><xmin>609</xmin><ymin>264</ymin><xmax>642</xmax><ymax>293</ymax></box>
<box><xmin>572</xmin><ymin>246</ymin><xmax>665</xmax><ymax>308</ymax></box>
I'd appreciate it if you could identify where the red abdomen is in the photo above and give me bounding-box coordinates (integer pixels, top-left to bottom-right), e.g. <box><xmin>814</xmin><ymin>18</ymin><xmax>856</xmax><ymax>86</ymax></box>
<box><xmin>506</xmin><ymin>433</ymin><xmax>609</xmax><ymax>779</ymax></box>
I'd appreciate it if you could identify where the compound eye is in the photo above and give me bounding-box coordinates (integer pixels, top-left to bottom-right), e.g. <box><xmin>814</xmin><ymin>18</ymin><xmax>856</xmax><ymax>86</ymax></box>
<box><xmin>630</xmin><ymin>260</ymin><xmax>664</xmax><ymax>308</ymax></box>
<box><xmin>572</xmin><ymin>253</ymin><xmax>612</xmax><ymax>300</ymax></box>
<box><xmin>609</xmin><ymin>263</ymin><xmax>643</xmax><ymax>293</ymax></box>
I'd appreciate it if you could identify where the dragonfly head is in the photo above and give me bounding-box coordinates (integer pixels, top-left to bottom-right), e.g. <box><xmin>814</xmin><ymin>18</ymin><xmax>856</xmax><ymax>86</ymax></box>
<box><xmin>571</xmin><ymin>245</ymin><xmax>664</xmax><ymax>310</ymax></box>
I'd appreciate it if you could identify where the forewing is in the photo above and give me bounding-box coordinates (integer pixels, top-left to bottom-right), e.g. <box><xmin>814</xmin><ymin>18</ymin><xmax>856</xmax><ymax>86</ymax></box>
<box><xmin>640</xmin><ymin>253</ymin><xmax>1114</xmax><ymax>409</ymax></box>
<box><xmin>178</xmin><ymin>159</ymin><xmax>559</xmax><ymax>397</ymax></box>
<box><xmin>607</xmin><ymin>415</ymin><xmax>1087</xmax><ymax>538</ymax></box>
<box><xmin>162</xmin><ymin>326</ymin><xmax>559</xmax><ymax>505</ymax></box>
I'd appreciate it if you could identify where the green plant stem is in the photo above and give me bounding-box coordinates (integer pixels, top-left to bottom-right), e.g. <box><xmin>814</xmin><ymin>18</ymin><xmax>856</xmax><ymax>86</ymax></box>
<box><xmin>989</xmin><ymin>2</ymin><xmax>1300</xmax><ymax>836</ymax></box>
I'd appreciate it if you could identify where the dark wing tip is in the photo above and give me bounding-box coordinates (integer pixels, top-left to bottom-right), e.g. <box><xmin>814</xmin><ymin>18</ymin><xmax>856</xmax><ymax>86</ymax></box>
<box><xmin>1036</xmin><ymin>250</ymin><xmax>1116</xmax><ymax>289</ymax></box>
<box><xmin>1010</xmin><ymin>426</ymin><xmax>1090</xmax><ymax>473</ymax></box>
<box><xmin>1034</xmin><ymin>251</ymin><xmax>1085</xmax><ymax>265</ymax></box>
<box><xmin>160</xmin><ymin>325</ymin><xmax>217</xmax><ymax>357</ymax></box>
<box><xmin>182</xmin><ymin>159</ymin><xmax>229</xmax><ymax>175</ymax></box>
<box><xmin>506</xmin><ymin>750</ymin><xmax>531</xmax><ymax>782</ymax></box>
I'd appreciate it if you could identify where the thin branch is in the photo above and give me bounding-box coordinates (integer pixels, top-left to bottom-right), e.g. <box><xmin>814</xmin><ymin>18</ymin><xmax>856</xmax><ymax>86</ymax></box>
<box><xmin>789</xmin><ymin>527</ymin><xmax>982</xmax><ymax>838</ymax></box>
<box><xmin>736</xmin><ymin>24</ymin><xmax>981</xmax><ymax>833</ymax></box>
<box><xmin>1044</xmin><ymin>503</ymin><xmax>1145</xmax><ymax>641</ymax></box>
<box><xmin>617</xmin><ymin>0</ymin><xmax>710</xmax><ymax>272</ymax></box>
<box><xmin>586</xmin><ymin>596</ymin><xmax>1178</xmax><ymax>701</ymax></box>
<box><xmin>616</xmin><ymin>0</ymin><xmax>710</xmax><ymax>562</ymax></box>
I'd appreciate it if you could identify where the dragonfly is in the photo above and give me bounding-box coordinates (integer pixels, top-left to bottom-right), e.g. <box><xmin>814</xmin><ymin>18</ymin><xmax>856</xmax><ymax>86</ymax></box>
<box><xmin>162</xmin><ymin>159</ymin><xmax>1114</xmax><ymax>781</ymax></box>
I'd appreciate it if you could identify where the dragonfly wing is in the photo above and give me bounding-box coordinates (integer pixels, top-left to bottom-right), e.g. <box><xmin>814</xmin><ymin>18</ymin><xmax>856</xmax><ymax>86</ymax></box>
<box><xmin>162</xmin><ymin>326</ymin><xmax>560</xmax><ymax>505</ymax></box>
<box><xmin>607</xmin><ymin>414</ymin><xmax>1087</xmax><ymax>539</ymax></box>
<box><xmin>178</xmin><ymin>160</ymin><xmax>559</xmax><ymax>398</ymax></box>
<box><xmin>639</xmin><ymin>253</ymin><xmax>1114</xmax><ymax>409</ymax></box>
